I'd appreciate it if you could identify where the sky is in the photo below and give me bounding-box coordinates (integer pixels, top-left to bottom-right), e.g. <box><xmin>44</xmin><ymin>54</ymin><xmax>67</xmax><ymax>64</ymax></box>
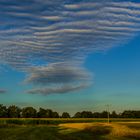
<box><xmin>0</xmin><ymin>0</ymin><xmax>140</xmax><ymax>115</ymax></box>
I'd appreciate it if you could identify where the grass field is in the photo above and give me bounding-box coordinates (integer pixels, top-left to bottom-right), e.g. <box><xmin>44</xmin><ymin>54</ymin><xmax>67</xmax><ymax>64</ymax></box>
<box><xmin>0</xmin><ymin>118</ymin><xmax>140</xmax><ymax>125</ymax></box>
<box><xmin>0</xmin><ymin>118</ymin><xmax>140</xmax><ymax>140</ymax></box>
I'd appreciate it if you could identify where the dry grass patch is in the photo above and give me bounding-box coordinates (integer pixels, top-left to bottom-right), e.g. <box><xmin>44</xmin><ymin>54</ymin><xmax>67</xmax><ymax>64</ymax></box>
<box><xmin>59</xmin><ymin>123</ymin><xmax>95</xmax><ymax>130</ymax></box>
<box><xmin>109</xmin><ymin>123</ymin><xmax>140</xmax><ymax>139</ymax></box>
<box><xmin>59</xmin><ymin>122</ymin><xmax>140</xmax><ymax>139</ymax></box>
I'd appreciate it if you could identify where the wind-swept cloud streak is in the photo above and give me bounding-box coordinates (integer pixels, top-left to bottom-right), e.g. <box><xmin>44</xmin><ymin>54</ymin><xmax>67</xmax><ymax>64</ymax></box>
<box><xmin>0</xmin><ymin>89</ymin><xmax>7</xmax><ymax>94</ymax></box>
<box><xmin>0</xmin><ymin>0</ymin><xmax>140</xmax><ymax>95</ymax></box>
<box><xmin>27</xmin><ymin>84</ymin><xmax>88</xmax><ymax>95</ymax></box>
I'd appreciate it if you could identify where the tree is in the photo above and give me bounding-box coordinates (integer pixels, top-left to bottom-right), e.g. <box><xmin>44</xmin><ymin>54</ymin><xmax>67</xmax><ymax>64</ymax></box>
<box><xmin>22</xmin><ymin>107</ymin><xmax>37</xmax><ymax>118</ymax></box>
<box><xmin>73</xmin><ymin>112</ymin><xmax>82</xmax><ymax>118</ymax></box>
<box><xmin>121</xmin><ymin>111</ymin><xmax>134</xmax><ymax>118</ymax></box>
<box><xmin>62</xmin><ymin>112</ymin><xmax>70</xmax><ymax>118</ymax></box>
<box><xmin>121</xmin><ymin>110</ymin><xmax>140</xmax><ymax>118</ymax></box>
<box><xmin>92</xmin><ymin>112</ymin><xmax>101</xmax><ymax>118</ymax></box>
<box><xmin>100</xmin><ymin>111</ymin><xmax>108</xmax><ymax>118</ymax></box>
<box><xmin>52</xmin><ymin>112</ymin><xmax>59</xmax><ymax>118</ymax></box>
<box><xmin>0</xmin><ymin>104</ymin><xmax>7</xmax><ymax>118</ymax></box>
<box><xmin>7</xmin><ymin>105</ymin><xmax>21</xmax><ymax>118</ymax></box>
<box><xmin>111</xmin><ymin>111</ymin><xmax>118</xmax><ymax>118</ymax></box>
<box><xmin>46</xmin><ymin>109</ymin><xmax>53</xmax><ymax>118</ymax></box>
<box><xmin>38</xmin><ymin>108</ymin><xmax>47</xmax><ymax>118</ymax></box>
<box><xmin>133</xmin><ymin>111</ymin><xmax>140</xmax><ymax>118</ymax></box>
<box><xmin>81</xmin><ymin>111</ymin><xmax>93</xmax><ymax>118</ymax></box>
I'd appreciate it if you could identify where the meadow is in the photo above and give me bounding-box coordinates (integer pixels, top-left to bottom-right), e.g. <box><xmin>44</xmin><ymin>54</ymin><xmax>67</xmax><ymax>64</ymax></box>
<box><xmin>0</xmin><ymin>118</ymin><xmax>140</xmax><ymax>140</ymax></box>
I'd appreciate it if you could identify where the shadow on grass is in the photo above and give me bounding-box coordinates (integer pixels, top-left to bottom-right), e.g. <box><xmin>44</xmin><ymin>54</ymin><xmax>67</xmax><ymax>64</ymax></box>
<box><xmin>122</xmin><ymin>123</ymin><xmax>140</xmax><ymax>130</ymax></box>
<box><xmin>0</xmin><ymin>124</ymin><xmax>113</xmax><ymax>140</ymax></box>
<box><xmin>60</xmin><ymin>125</ymin><xmax>112</xmax><ymax>140</ymax></box>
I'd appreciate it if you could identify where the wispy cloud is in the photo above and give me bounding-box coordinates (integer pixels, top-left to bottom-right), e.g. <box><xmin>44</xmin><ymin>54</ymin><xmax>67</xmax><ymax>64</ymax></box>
<box><xmin>27</xmin><ymin>83</ymin><xmax>88</xmax><ymax>95</ymax></box>
<box><xmin>0</xmin><ymin>0</ymin><xmax>140</xmax><ymax>95</ymax></box>
<box><xmin>0</xmin><ymin>89</ymin><xmax>7</xmax><ymax>94</ymax></box>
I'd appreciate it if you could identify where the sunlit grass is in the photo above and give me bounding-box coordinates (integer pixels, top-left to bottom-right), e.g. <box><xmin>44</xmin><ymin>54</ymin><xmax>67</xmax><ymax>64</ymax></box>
<box><xmin>0</xmin><ymin>119</ymin><xmax>140</xmax><ymax>140</ymax></box>
<box><xmin>110</xmin><ymin>123</ymin><xmax>140</xmax><ymax>139</ymax></box>
<box><xmin>59</xmin><ymin>122</ymin><xmax>140</xmax><ymax>140</ymax></box>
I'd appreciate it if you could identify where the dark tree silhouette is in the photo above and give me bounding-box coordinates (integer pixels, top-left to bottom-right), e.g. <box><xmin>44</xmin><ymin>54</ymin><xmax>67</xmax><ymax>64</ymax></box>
<box><xmin>100</xmin><ymin>111</ymin><xmax>108</xmax><ymax>118</ymax></box>
<box><xmin>62</xmin><ymin>112</ymin><xmax>70</xmax><ymax>118</ymax></box>
<box><xmin>22</xmin><ymin>107</ymin><xmax>37</xmax><ymax>118</ymax></box>
<box><xmin>0</xmin><ymin>104</ymin><xmax>140</xmax><ymax>118</ymax></box>
<box><xmin>0</xmin><ymin>104</ymin><xmax>7</xmax><ymax>118</ymax></box>
<box><xmin>74</xmin><ymin>112</ymin><xmax>82</xmax><ymax>118</ymax></box>
<box><xmin>92</xmin><ymin>112</ymin><xmax>101</xmax><ymax>118</ymax></box>
<box><xmin>111</xmin><ymin>111</ymin><xmax>118</xmax><ymax>118</ymax></box>
<box><xmin>7</xmin><ymin>105</ymin><xmax>21</xmax><ymax>118</ymax></box>
<box><xmin>81</xmin><ymin>111</ymin><xmax>93</xmax><ymax>118</ymax></box>
<box><xmin>52</xmin><ymin>111</ymin><xmax>59</xmax><ymax>118</ymax></box>
<box><xmin>38</xmin><ymin>108</ymin><xmax>47</xmax><ymax>118</ymax></box>
<box><xmin>46</xmin><ymin>109</ymin><xmax>53</xmax><ymax>118</ymax></box>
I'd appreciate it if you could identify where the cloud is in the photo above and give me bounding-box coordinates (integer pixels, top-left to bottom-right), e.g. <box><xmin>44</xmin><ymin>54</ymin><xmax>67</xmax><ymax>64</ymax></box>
<box><xmin>25</xmin><ymin>62</ymin><xmax>91</xmax><ymax>85</ymax></box>
<box><xmin>0</xmin><ymin>89</ymin><xmax>7</xmax><ymax>94</ymax></box>
<box><xmin>0</xmin><ymin>0</ymin><xmax>140</xmax><ymax>94</ymax></box>
<box><xmin>1</xmin><ymin>1</ymin><xmax>140</xmax><ymax>70</ymax></box>
<box><xmin>27</xmin><ymin>84</ymin><xmax>88</xmax><ymax>95</ymax></box>
<box><xmin>25</xmin><ymin>62</ymin><xmax>92</xmax><ymax>95</ymax></box>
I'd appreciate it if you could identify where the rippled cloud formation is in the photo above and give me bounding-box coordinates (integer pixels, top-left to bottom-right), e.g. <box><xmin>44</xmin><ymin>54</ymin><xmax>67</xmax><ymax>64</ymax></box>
<box><xmin>0</xmin><ymin>0</ymin><xmax>140</xmax><ymax>95</ymax></box>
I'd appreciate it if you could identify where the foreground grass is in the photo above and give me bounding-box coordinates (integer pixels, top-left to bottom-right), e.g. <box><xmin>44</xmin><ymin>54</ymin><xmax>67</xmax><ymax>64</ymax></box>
<box><xmin>0</xmin><ymin>122</ymin><xmax>140</xmax><ymax>140</ymax></box>
<box><xmin>0</xmin><ymin>125</ymin><xmax>107</xmax><ymax>140</ymax></box>
<box><xmin>59</xmin><ymin>122</ymin><xmax>140</xmax><ymax>140</ymax></box>
<box><xmin>0</xmin><ymin>118</ymin><xmax>140</xmax><ymax>125</ymax></box>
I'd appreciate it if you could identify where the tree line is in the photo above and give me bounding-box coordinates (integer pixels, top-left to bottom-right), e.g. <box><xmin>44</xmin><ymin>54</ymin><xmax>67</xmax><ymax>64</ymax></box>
<box><xmin>0</xmin><ymin>104</ymin><xmax>140</xmax><ymax>118</ymax></box>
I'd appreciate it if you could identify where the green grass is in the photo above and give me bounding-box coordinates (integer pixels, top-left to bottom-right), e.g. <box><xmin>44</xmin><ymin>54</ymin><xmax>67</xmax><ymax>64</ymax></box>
<box><xmin>0</xmin><ymin>123</ymin><xmax>139</xmax><ymax>140</ymax></box>
<box><xmin>0</xmin><ymin>118</ymin><xmax>140</xmax><ymax>125</ymax></box>
<box><xmin>0</xmin><ymin>119</ymin><xmax>140</xmax><ymax>140</ymax></box>
<box><xmin>0</xmin><ymin>125</ymin><xmax>114</xmax><ymax>140</ymax></box>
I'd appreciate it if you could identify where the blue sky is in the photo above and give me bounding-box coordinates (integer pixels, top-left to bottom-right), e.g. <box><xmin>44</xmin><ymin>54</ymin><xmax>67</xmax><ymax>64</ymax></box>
<box><xmin>0</xmin><ymin>0</ymin><xmax>140</xmax><ymax>114</ymax></box>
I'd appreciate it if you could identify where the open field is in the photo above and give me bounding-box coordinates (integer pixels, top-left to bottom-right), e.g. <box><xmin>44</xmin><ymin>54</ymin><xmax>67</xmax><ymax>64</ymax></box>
<box><xmin>0</xmin><ymin>119</ymin><xmax>140</xmax><ymax>140</ymax></box>
<box><xmin>0</xmin><ymin>118</ymin><xmax>140</xmax><ymax>125</ymax></box>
